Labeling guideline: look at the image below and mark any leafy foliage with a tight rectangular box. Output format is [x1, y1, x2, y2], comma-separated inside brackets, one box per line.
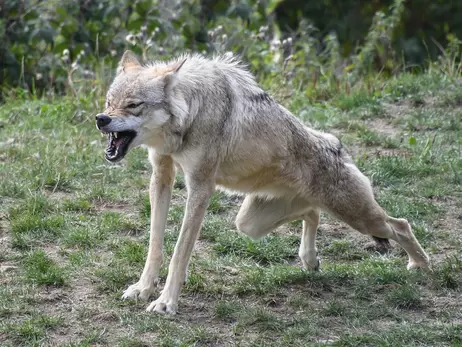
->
[1, 0, 462, 99]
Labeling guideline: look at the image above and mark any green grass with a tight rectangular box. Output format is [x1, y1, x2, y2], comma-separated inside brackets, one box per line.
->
[22, 249, 67, 286]
[1, 70, 461, 346]
[0, 314, 63, 346]
[386, 283, 423, 309]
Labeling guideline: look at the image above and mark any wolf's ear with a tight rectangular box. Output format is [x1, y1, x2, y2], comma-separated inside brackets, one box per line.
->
[164, 58, 187, 93]
[117, 50, 141, 74]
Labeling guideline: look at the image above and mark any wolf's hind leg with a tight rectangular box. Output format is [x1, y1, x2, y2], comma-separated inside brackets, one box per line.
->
[235, 194, 310, 240]
[358, 214, 429, 269]
[236, 194, 321, 270]
[325, 174, 430, 270]
[386, 216, 430, 269]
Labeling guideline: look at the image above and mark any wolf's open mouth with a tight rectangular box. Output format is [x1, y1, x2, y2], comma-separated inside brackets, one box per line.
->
[105, 131, 137, 162]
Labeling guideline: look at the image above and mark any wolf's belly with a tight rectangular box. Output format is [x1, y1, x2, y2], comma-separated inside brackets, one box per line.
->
[215, 165, 295, 198]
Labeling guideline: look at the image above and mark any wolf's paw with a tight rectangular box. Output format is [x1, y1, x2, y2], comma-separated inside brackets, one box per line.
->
[407, 258, 430, 271]
[121, 281, 158, 301]
[146, 294, 178, 315]
[300, 255, 320, 271]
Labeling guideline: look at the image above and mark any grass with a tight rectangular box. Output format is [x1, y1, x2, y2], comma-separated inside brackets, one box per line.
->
[22, 249, 67, 286]
[386, 283, 423, 309]
[1, 70, 461, 346]
[1, 314, 64, 346]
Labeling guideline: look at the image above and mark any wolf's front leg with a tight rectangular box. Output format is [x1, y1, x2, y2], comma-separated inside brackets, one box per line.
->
[122, 155, 175, 301]
[146, 177, 214, 314]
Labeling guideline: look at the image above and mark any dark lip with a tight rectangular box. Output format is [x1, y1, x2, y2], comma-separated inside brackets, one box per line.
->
[104, 130, 137, 162]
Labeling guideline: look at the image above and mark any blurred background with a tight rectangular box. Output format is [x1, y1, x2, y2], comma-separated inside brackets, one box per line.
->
[1, 0, 462, 99]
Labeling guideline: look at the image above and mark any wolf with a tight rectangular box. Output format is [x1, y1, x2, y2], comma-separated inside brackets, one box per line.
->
[95, 50, 430, 314]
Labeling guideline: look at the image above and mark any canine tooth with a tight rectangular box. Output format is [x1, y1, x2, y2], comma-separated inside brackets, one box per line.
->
[114, 132, 118, 138]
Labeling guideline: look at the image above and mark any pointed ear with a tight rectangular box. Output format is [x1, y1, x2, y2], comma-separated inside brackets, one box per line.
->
[117, 50, 141, 74]
[164, 58, 187, 93]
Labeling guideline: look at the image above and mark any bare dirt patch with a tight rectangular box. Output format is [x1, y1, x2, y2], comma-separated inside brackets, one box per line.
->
[383, 101, 416, 119]
[367, 118, 400, 137]
[94, 201, 135, 214]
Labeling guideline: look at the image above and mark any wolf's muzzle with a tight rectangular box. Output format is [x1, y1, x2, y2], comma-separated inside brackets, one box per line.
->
[96, 114, 112, 129]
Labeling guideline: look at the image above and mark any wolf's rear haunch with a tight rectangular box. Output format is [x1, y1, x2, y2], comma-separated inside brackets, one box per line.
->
[96, 50, 430, 314]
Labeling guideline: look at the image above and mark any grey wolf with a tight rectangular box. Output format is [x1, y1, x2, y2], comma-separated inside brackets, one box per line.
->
[95, 50, 430, 314]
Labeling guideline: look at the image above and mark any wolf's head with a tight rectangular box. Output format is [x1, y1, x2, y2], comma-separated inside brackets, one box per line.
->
[96, 50, 186, 162]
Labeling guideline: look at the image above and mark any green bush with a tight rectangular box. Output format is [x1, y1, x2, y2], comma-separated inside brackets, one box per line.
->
[0, 0, 205, 96]
[1, 0, 462, 98]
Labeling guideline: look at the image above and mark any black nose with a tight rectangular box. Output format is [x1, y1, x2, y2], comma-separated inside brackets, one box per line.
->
[95, 114, 112, 128]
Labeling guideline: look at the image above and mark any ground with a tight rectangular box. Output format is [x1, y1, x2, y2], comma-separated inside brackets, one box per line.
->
[0, 72, 461, 346]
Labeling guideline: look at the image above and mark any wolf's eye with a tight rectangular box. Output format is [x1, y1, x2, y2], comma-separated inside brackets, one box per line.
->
[126, 102, 144, 109]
